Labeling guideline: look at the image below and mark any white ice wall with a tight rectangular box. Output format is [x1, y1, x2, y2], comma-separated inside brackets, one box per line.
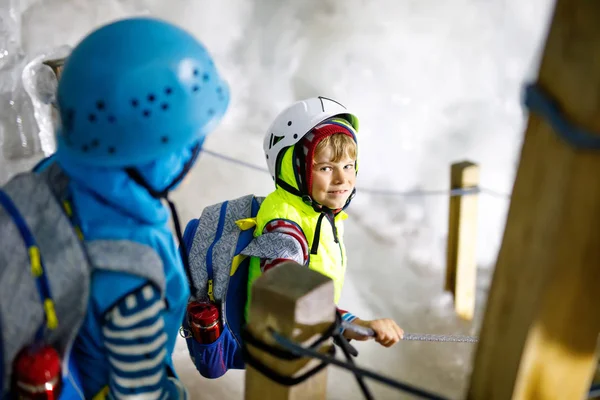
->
[0, 1, 555, 398]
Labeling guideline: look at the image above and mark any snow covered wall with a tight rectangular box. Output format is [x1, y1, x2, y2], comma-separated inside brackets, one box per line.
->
[0, 0, 555, 398]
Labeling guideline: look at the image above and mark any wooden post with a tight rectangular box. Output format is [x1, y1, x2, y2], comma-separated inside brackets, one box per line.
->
[467, 1, 600, 399]
[244, 261, 336, 400]
[445, 161, 480, 321]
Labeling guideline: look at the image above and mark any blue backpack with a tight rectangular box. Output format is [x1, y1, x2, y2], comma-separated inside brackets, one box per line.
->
[180, 194, 263, 378]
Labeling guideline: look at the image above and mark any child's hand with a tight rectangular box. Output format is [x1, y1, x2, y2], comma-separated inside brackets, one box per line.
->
[344, 318, 404, 347]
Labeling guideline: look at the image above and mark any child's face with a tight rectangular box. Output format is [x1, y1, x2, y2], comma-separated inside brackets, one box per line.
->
[311, 145, 356, 209]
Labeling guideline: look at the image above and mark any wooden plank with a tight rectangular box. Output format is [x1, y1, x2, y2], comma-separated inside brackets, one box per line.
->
[244, 261, 335, 400]
[445, 161, 480, 321]
[467, 1, 600, 399]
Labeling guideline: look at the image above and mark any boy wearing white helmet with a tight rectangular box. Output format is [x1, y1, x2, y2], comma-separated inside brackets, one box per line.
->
[247, 97, 403, 347]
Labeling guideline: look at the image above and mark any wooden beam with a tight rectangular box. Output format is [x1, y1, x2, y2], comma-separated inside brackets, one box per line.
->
[445, 161, 479, 321]
[467, 1, 600, 399]
[244, 261, 335, 400]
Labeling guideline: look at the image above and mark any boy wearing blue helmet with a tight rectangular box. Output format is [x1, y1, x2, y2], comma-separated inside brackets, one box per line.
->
[0, 17, 228, 399]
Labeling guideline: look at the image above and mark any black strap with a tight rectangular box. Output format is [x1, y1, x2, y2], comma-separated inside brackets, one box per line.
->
[333, 332, 374, 400]
[310, 213, 326, 255]
[165, 197, 198, 299]
[333, 334, 358, 357]
[242, 312, 374, 399]
[241, 313, 341, 386]
[325, 210, 339, 243]
[242, 336, 334, 386]
[275, 178, 308, 202]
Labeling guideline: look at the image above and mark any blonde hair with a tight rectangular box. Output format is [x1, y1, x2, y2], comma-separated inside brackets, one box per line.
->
[314, 133, 357, 163]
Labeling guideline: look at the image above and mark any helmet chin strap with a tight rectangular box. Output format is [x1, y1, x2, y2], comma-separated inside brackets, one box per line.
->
[275, 177, 324, 213]
[125, 143, 201, 299]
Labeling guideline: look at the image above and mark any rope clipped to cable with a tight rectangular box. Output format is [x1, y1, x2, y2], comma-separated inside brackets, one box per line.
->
[341, 321, 479, 343]
[241, 313, 339, 387]
[242, 312, 374, 399]
[242, 311, 448, 400]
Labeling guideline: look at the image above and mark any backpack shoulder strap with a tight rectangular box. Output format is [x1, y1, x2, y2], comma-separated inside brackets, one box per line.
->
[0, 172, 90, 392]
[85, 240, 166, 294]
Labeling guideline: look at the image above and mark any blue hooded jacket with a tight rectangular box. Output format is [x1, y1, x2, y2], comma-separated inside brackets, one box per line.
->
[35, 145, 193, 398]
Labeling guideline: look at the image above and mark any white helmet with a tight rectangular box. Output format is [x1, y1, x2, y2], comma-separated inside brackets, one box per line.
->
[263, 96, 359, 180]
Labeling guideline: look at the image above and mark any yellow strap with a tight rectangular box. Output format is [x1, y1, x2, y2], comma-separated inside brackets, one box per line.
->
[43, 299, 58, 330]
[62, 200, 73, 217]
[29, 246, 43, 277]
[230, 254, 248, 276]
[235, 218, 257, 231]
[63, 200, 84, 239]
[92, 385, 109, 400]
[208, 279, 214, 302]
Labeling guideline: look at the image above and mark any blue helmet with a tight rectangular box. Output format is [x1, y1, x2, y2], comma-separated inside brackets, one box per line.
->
[55, 17, 230, 167]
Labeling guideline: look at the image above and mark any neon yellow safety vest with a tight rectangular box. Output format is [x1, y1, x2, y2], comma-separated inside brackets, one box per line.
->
[246, 146, 348, 318]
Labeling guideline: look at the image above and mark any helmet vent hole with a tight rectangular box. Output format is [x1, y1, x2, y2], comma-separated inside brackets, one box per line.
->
[88, 114, 96, 123]
[208, 109, 215, 116]
[108, 147, 116, 154]
[293, 134, 298, 139]
[287, 121, 292, 126]
[161, 103, 169, 111]
[266, 154, 269, 159]
[202, 73, 210, 82]
[216, 86, 222, 94]
[131, 99, 139, 108]
[143, 110, 151, 117]
[147, 94, 156, 102]
[165, 87, 172, 95]
[192, 85, 200, 92]
[193, 69, 199, 76]
[96, 101, 105, 111]
[81, 145, 89, 152]
[107, 115, 116, 123]
[91, 139, 99, 148]
[272, 135, 285, 146]
[161, 136, 169, 144]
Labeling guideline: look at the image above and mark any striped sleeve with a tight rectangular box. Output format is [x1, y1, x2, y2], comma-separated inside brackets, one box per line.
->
[338, 308, 358, 324]
[102, 284, 184, 399]
[260, 219, 309, 272]
[259, 220, 360, 322]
